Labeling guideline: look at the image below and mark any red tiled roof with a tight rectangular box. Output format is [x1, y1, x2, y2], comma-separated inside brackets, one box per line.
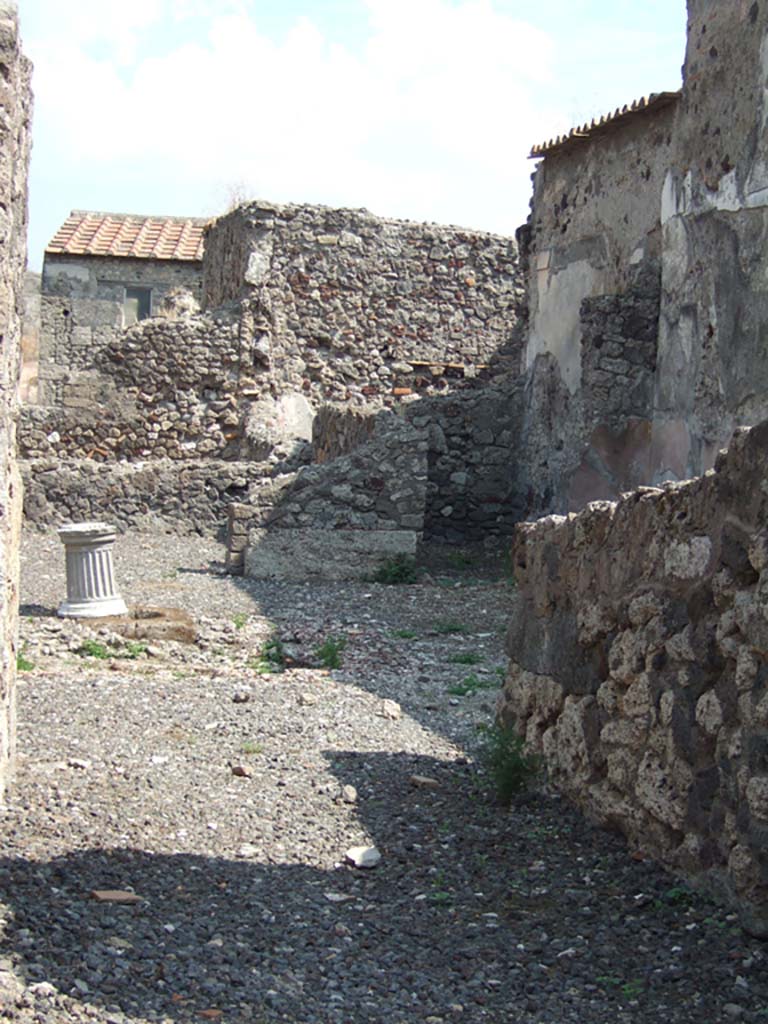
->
[45, 211, 207, 261]
[529, 91, 680, 159]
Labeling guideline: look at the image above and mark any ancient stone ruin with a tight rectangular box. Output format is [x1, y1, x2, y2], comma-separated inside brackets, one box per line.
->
[0, 0, 30, 799]
[21, 201, 524, 551]
[6, 0, 768, 936]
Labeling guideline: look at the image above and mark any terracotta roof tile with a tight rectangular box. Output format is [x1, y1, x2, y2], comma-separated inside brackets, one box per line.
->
[529, 91, 681, 159]
[45, 211, 207, 261]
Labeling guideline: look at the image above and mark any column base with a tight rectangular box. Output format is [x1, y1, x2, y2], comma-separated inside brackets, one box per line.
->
[58, 596, 128, 619]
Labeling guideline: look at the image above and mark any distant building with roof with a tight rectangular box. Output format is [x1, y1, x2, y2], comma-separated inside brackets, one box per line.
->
[523, 91, 681, 395]
[38, 211, 207, 404]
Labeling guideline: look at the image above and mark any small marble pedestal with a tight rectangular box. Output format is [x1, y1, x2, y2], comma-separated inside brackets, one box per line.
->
[57, 522, 128, 618]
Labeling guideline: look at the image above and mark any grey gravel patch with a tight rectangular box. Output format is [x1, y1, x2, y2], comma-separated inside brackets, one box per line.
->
[2, 529, 766, 1023]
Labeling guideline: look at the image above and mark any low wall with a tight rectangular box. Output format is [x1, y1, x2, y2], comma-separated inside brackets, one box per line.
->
[499, 421, 768, 935]
[22, 459, 275, 536]
[242, 412, 427, 580]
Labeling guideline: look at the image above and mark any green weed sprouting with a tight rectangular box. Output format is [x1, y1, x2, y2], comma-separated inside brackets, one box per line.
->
[315, 635, 347, 669]
[370, 554, 419, 585]
[250, 635, 286, 674]
[16, 646, 34, 672]
[477, 723, 540, 804]
[76, 638, 111, 660]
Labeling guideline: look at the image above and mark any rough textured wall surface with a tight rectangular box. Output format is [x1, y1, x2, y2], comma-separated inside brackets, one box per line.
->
[20, 270, 39, 402]
[202, 201, 525, 406]
[23, 200, 523, 537]
[515, 262, 663, 518]
[525, 102, 676, 393]
[500, 422, 768, 936]
[39, 255, 202, 399]
[21, 459, 273, 536]
[0, 2, 30, 800]
[243, 413, 427, 581]
[653, 0, 768, 482]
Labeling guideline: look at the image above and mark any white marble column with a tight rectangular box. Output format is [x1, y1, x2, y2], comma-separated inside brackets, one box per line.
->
[57, 522, 128, 618]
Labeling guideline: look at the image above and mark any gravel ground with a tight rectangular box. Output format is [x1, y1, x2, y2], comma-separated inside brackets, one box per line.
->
[0, 529, 766, 1024]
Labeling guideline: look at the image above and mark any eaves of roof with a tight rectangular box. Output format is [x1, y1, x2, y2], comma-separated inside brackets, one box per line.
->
[529, 90, 681, 159]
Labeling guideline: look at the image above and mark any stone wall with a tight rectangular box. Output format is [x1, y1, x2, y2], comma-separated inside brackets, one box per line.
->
[23, 200, 523, 539]
[22, 459, 274, 536]
[525, 97, 676, 394]
[0, 1, 31, 799]
[499, 421, 768, 935]
[512, 262, 662, 518]
[522, 1, 768, 511]
[39, 254, 203, 402]
[652, 0, 768, 482]
[408, 381, 527, 543]
[20, 270, 39, 402]
[202, 201, 524, 407]
[243, 412, 427, 581]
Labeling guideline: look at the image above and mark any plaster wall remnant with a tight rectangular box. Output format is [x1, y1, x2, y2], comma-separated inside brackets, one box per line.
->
[0, 1, 31, 800]
[500, 421, 768, 936]
[525, 95, 677, 393]
[652, 0, 768, 482]
[523, 0, 768, 511]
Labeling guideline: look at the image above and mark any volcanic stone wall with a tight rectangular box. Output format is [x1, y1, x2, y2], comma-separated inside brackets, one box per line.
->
[39, 254, 203, 391]
[23, 201, 523, 537]
[22, 459, 272, 537]
[243, 412, 427, 581]
[500, 421, 768, 935]
[0, 1, 31, 800]
[202, 201, 525, 407]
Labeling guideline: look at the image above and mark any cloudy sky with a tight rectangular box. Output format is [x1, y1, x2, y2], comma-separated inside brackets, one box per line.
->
[21, 0, 686, 270]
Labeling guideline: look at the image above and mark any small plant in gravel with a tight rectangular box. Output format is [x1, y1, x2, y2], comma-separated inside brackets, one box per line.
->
[233, 612, 248, 630]
[428, 870, 454, 906]
[448, 651, 483, 666]
[477, 723, 540, 804]
[391, 628, 417, 640]
[655, 884, 696, 910]
[241, 740, 262, 755]
[448, 673, 498, 697]
[76, 638, 111, 660]
[16, 645, 33, 672]
[122, 640, 147, 659]
[434, 621, 468, 635]
[250, 635, 286, 674]
[315, 635, 346, 669]
[621, 979, 644, 1000]
[370, 554, 419, 585]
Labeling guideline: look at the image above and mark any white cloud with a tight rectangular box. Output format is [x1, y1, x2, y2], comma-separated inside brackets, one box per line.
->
[25, 0, 564, 263]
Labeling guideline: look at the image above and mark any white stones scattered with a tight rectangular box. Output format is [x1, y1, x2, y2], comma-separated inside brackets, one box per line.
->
[344, 845, 381, 869]
[378, 699, 402, 720]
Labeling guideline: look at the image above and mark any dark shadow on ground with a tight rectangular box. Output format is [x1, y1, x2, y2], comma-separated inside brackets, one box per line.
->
[1, 751, 764, 1024]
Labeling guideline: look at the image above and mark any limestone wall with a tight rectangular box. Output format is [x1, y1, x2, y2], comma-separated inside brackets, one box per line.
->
[500, 421, 768, 935]
[0, 2, 31, 799]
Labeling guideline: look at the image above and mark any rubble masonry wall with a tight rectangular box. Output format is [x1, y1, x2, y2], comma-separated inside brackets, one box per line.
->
[500, 421, 768, 935]
[0, 2, 31, 799]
